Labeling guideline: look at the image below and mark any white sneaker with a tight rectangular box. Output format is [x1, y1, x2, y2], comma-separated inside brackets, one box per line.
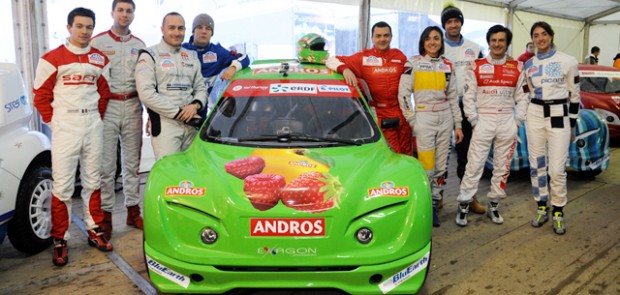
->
[487, 202, 504, 224]
[455, 203, 469, 227]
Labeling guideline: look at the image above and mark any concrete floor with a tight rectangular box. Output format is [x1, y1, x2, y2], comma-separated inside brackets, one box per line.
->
[1, 146, 619, 295]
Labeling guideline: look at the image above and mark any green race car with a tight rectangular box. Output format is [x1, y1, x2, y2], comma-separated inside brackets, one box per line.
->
[143, 60, 432, 294]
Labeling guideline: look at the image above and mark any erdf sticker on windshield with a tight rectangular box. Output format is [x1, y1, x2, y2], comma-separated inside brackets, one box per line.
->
[145, 254, 189, 288]
[269, 83, 317, 94]
[379, 251, 430, 294]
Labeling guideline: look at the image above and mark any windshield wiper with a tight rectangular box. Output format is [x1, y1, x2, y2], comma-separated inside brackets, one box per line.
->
[238, 133, 361, 146]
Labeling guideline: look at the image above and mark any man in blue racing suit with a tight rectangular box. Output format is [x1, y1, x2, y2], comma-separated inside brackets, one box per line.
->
[182, 13, 249, 116]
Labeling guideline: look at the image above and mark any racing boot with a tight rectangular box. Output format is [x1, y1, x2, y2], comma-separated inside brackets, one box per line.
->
[52, 238, 68, 266]
[469, 197, 486, 214]
[88, 227, 113, 251]
[126, 205, 144, 230]
[487, 202, 504, 224]
[432, 199, 441, 227]
[455, 203, 469, 227]
[101, 211, 113, 241]
[531, 202, 549, 227]
[552, 207, 566, 235]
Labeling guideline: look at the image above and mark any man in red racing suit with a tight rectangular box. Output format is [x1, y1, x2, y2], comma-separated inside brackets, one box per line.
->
[326, 21, 411, 155]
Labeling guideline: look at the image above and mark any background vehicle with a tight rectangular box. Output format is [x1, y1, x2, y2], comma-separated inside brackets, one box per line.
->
[143, 60, 432, 294]
[486, 108, 610, 178]
[0, 63, 53, 254]
[578, 64, 620, 139]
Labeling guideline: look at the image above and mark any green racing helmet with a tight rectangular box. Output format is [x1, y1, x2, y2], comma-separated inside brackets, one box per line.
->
[297, 33, 329, 64]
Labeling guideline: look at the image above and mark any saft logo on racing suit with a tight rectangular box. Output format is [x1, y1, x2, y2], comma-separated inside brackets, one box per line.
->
[367, 181, 409, 199]
[165, 180, 205, 197]
[269, 83, 317, 94]
[250, 218, 325, 236]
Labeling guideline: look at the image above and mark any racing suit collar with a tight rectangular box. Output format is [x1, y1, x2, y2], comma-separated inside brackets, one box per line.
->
[187, 35, 210, 50]
[159, 38, 182, 53]
[64, 38, 91, 54]
[444, 34, 464, 47]
[370, 47, 391, 55]
[107, 28, 133, 42]
[423, 54, 442, 62]
[536, 47, 556, 60]
[486, 55, 507, 65]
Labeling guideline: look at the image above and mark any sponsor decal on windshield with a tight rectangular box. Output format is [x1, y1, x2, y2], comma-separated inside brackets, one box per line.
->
[224, 80, 359, 98]
[165, 180, 205, 197]
[252, 67, 333, 75]
[579, 71, 620, 78]
[270, 83, 317, 94]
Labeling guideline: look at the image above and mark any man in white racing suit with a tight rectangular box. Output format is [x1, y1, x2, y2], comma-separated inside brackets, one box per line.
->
[455, 25, 528, 227]
[441, 4, 486, 214]
[33, 7, 113, 267]
[91, 0, 146, 240]
[519, 22, 580, 235]
[135, 12, 207, 160]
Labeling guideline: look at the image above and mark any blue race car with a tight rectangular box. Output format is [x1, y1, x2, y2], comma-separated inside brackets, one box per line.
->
[486, 109, 610, 177]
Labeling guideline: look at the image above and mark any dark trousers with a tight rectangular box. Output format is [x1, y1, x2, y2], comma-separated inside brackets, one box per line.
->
[456, 100, 473, 181]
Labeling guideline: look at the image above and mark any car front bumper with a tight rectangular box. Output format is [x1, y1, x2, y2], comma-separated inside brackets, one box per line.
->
[145, 240, 431, 294]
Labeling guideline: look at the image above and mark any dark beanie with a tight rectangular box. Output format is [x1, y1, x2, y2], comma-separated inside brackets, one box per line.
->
[441, 5, 464, 29]
[192, 13, 214, 35]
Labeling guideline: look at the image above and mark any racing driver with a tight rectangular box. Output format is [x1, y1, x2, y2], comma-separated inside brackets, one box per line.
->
[455, 25, 528, 227]
[91, 0, 146, 240]
[326, 21, 411, 155]
[135, 12, 207, 160]
[33, 7, 113, 266]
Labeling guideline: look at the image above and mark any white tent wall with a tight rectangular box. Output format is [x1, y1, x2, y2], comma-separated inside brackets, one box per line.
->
[512, 10, 585, 63]
[588, 24, 620, 67]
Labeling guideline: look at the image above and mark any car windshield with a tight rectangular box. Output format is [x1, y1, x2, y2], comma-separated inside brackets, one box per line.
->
[200, 95, 380, 147]
[580, 75, 620, 94]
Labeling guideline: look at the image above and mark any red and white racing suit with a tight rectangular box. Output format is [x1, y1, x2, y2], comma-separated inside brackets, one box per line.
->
[326, 47, 412, 155]
[91, 29, 146, 212]
[519, 48, 580, 207]
[33, 40, 111, 240]
[397, 54, 461, 200]
[135, 40, 207, 160]
[457, 57, 528, 204]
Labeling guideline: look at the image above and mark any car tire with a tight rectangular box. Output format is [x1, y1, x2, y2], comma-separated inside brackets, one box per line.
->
[8, 166, 53, 254]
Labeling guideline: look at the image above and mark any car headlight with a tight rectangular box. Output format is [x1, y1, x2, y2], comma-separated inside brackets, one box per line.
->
[355, 227, 373, 244]
[200, 227, 218, 244]
[594, 108, 620, 124]
[576, 139, 586, 148]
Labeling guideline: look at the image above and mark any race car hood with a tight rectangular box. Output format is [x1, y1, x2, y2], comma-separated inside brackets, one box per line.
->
[144, 141, 432, 267]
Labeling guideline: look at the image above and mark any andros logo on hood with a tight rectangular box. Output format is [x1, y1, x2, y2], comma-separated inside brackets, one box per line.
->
[165, 180, 205, 197]
[367, 181, 409, 199]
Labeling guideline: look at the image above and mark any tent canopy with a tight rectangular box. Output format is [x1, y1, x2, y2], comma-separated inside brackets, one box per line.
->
[463, 0, 620, 24]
